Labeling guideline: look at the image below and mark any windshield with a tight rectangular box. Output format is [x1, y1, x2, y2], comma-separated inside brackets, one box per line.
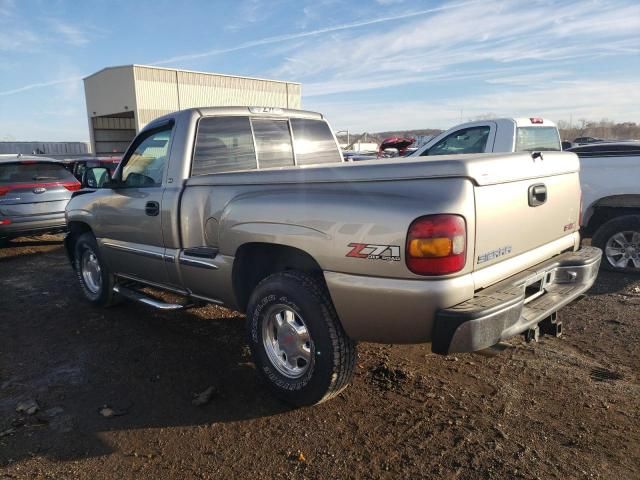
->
[0, 162, 76, 184]
[515, 127, 561, 152]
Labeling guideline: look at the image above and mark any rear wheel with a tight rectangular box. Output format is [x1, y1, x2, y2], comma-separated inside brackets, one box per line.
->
[246, 271, 356, 406]
[592, 215, 640, 273]
[74, 232, 118, 306]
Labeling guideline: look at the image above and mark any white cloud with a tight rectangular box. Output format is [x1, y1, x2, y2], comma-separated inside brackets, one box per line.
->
[0, 0, 15, 17]
[0, 76, 83, 96]
[274, 0, 640, 97]
[152, 0, 485, 65]
[307, 79, 640, 132]
[0, 29, 40, 51]
[52, 22, 91, 46]
[275, 2, 640, 84]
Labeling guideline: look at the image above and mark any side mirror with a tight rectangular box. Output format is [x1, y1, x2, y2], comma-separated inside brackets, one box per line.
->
[82, 167, 112, 189]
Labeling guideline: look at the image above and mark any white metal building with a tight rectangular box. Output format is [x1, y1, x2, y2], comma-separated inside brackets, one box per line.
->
[84, 64, 302, 155]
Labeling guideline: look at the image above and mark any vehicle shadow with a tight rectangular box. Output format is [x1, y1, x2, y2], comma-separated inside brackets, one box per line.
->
[0, 235, 64, 262]
[0, 258, 293, 464]
[1, 239, 62, 248]
[587, 270, 640, 295]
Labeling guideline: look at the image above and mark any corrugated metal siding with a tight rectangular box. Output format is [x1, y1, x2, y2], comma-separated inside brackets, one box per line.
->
[287, 83, 302, 109]
[86, 65, 302, 134]
[0, 142, 90, 155]
[94, 141, 131, 155]
[84, 66, 136, 117]
[92, 116, 136, 130]
[177, 71, 290, 110]
[133, 66, 180, 129]
[93, 129, 135, 142]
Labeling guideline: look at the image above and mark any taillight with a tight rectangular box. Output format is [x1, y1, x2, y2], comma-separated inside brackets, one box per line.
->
[63, 182, 81, 191]
[0, 218, 11, 225]
[406, 214, 466, 275]
[0, 181, 80, 194]
[530, 117, 544, 124]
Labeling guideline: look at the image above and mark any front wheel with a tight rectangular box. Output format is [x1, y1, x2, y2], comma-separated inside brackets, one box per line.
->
[592, 215, 640, 273]
[73, 232, 118, 306]
[246, 271, 356, 406]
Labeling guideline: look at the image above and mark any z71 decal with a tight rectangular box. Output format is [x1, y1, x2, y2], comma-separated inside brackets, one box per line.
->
[346, 243, 401, 261]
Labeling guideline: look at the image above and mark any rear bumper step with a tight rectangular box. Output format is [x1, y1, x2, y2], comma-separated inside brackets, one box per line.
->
[432, 246, 602, 355]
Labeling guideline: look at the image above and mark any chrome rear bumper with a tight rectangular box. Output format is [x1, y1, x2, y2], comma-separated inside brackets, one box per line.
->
[432, 246, 602, 355]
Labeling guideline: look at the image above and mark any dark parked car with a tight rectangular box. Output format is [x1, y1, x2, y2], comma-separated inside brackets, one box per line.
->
[573, 136, 604, 145]
[0, 155, 80, 242]
[567, 141, 640, 157]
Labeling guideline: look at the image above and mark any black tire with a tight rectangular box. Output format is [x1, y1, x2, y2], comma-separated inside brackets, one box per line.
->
[246, 271, 356, 406]
[592, 215, 640, 273]
[73, 232, 119, 306]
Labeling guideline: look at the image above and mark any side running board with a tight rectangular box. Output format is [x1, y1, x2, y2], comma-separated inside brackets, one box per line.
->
[113, 284, 186, 310]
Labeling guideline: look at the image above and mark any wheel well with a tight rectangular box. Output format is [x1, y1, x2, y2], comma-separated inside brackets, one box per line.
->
[232, 243, 324, 313]
[65, 221, 92, 264]
[584, 206, 640, 236]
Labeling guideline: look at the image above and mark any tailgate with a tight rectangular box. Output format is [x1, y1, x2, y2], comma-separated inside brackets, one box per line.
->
[472, 152, 581, 270]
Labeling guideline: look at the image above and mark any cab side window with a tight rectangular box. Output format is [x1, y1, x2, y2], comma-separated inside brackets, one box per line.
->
[422, 126, 490, 156]
[121, 126, 173, 187]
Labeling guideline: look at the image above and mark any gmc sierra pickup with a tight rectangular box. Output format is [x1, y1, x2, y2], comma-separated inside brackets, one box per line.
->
[412, 118, 640, 273]
[64, 107, 601, 405]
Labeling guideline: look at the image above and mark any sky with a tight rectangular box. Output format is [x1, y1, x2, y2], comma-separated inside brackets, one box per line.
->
[0, 0, 639, 141]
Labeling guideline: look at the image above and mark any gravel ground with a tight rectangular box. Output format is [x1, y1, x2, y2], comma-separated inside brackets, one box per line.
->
[1, 235, 639, 479]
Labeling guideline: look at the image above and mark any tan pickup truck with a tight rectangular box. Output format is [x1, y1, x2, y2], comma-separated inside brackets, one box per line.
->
[64, 107, 601, 405]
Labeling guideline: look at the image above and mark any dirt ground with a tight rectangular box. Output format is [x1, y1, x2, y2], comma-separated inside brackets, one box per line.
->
[1, 235, 639, 479]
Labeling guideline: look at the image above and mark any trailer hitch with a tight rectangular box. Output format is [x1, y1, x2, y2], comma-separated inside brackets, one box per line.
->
[539, 312, 563, 338]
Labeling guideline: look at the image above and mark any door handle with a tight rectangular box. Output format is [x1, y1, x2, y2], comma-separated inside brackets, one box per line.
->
[528, 184, 547, 207]
[145, 201, 160, 216]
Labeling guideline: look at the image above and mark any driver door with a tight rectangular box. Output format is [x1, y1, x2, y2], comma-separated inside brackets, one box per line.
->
[98, 123, 173, 285]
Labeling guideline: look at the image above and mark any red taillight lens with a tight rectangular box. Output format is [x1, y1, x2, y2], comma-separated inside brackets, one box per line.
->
[406, 214, 466, 275]
[63, 182, 81, 191]
[0, 218, 11, 225]
[0, 181, 81, 194]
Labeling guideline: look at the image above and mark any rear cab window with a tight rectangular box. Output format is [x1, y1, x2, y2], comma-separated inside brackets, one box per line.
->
[191, 116, 341, 176]
[515, 127, 561, 152]
[252, 119, 295, 169]
[290, 118, 342, 165]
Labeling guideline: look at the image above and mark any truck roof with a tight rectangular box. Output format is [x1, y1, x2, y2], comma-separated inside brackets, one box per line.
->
[147, 106, 325, 131]
[442, 118, 556, 131]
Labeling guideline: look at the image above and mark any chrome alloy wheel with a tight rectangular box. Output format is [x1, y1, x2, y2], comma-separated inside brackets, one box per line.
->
[81, 249, 102, 294]
[262, 306, 313, 379]
[605, 231, 640, 270]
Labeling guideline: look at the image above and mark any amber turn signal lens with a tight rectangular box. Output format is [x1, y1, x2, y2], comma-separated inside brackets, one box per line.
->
[408, 237, 452, 257]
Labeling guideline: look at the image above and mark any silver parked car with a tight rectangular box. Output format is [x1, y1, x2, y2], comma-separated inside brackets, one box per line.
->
[0, 155, 81, 242]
